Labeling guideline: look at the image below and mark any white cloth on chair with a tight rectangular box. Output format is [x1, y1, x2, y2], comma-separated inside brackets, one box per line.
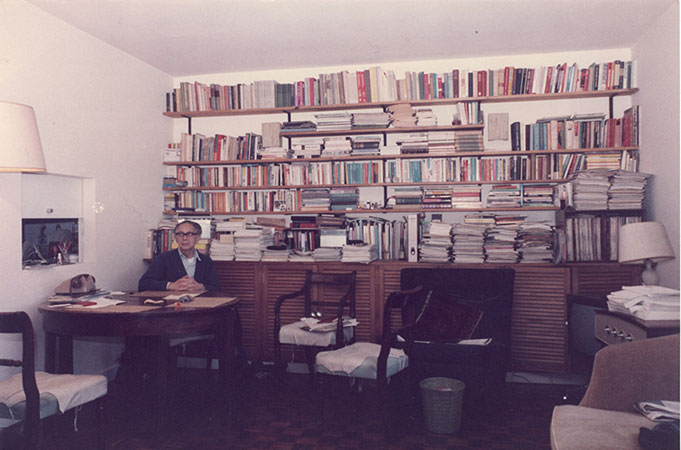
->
[315, 342, 408, 379]
[279, 320, 355, 347]
[0, 372, 107, 414]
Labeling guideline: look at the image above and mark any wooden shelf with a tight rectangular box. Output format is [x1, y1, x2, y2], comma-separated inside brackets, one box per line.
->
[163, 88, 638, 119]
[163, 146, 639, 166]
[280, 124, 482, 137]
[163, 206, 559, 216]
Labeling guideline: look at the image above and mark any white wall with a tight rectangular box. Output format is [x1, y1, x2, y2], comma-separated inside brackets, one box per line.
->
[0, 1, 170, 376]
[632, 2, 680, 289]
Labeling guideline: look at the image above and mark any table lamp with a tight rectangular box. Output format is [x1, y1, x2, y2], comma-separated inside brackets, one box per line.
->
[619, 221, 675, 285]
[0, 101, 46, 172]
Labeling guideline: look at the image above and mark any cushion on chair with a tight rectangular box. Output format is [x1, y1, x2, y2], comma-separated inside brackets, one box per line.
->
[279, 320, 355, 347]
[0, 372, 107, 416]
[315, 342, 408, 379]
[550, 404, 654, 450]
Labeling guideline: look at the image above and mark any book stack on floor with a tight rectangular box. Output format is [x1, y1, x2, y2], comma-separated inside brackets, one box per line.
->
[607, 286, 680, 321]
[386, 104, 416, 127]
[608, 170, 650, 210]
[568, 170, 611, 210]
[516, 220, 555, 263]
[418, 221, 453, 263]
[451, 222, 487, 263]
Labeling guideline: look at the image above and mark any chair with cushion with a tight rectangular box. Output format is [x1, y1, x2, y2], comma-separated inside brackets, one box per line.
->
[550, 334, 680, 450]
[274, 270, 357, 377]
[0, 311, 107, 450]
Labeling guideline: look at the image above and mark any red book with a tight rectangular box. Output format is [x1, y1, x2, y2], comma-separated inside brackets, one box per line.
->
[476, 71, 484, 97]
[453, 70, 460, 98]
[357, 71, 366, 103]
[503, 67, 511, 96]
[544, 66, 553, 94]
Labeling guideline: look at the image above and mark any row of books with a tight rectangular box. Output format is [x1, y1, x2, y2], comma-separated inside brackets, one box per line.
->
[510, 106, 640, 151]
[165, 60, 635, 112]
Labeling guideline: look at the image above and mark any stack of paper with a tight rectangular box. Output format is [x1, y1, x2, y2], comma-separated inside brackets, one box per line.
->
[341, 243, 378, 264]
[418, 221, 452, 263]
[607, 285, 680, 320]
[608, 171, 651, 210]
[451, 223, 487, 263]
[484, 225, 519, 263]
[569, 170, 611, 210]
[516, 221, 555, 263]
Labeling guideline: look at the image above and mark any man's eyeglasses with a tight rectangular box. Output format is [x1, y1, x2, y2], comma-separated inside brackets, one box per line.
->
[175, 231, 199, 238]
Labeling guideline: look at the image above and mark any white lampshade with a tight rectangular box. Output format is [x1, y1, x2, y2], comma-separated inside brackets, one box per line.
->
[0, 101, 46, 172]
[619, 221, 675, 264]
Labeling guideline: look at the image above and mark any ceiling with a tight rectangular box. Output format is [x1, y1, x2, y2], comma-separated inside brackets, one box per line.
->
[27, 0, 675, 77]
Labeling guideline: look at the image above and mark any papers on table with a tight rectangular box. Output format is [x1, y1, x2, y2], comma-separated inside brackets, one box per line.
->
[607, 285, 680, 320]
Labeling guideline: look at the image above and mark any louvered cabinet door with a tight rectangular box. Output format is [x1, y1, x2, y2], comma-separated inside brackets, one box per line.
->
[262, 263, 313, 362]
[215, 261, 260, 361]
[570, 264, 640, 297]
[510, 266, 570, 373]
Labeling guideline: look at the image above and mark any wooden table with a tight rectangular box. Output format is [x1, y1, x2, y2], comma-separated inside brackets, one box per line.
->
[39, 292, 240, 429]
[594, 310, 679, 346]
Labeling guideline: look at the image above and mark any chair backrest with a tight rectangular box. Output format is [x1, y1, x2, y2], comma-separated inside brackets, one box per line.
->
[0, 312, 40, 444]
[303, 271, 357, 320]
[400, 268, 515, 344]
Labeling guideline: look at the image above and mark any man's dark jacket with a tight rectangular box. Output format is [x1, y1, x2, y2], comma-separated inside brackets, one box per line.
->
[138, 249, 221, 292]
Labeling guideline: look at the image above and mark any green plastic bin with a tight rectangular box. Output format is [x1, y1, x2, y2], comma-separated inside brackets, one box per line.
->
[419, 377, 465, 434]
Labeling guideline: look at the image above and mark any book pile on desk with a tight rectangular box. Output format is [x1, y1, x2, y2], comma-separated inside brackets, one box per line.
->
[606, 285, 680, 320]
[341, 242, 377, 264]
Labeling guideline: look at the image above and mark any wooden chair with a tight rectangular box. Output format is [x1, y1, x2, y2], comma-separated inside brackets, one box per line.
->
[273, 271, 357, 377]
[0, 312, 107, 450]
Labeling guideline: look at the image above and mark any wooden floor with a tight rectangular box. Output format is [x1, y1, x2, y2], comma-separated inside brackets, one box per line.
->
[7, 364, 577, 450]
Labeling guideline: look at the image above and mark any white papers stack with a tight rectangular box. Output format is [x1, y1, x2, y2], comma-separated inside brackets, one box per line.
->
[608, 171, 651, 210]
[517, 221, 555, 263]
[607, 285, 680, 320]
[209, 241, 235, 261]
[261, 246, 290, 261]
[312, 247, 342, 261]
[569, 170, 611, 210]
[234, 227, 267, 261]
[451, 223, 487, 263]
[341, 243, 378, 264]
[418, 221, 452, 263]
[484, 225, 519, 263]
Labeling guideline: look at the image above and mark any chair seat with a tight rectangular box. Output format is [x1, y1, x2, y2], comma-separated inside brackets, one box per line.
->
[279, 320, 355, 347]
[550, 404, 654, 450]
[0, 372, 107, 419]
[315, 342, 408, 379]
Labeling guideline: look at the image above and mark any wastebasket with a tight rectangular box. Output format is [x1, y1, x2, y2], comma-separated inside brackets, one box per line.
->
[419, 377, 465, 434]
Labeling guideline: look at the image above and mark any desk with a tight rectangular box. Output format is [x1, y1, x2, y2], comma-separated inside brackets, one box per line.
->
[39, 293, 239, 427]
[594, 310, 679, 346]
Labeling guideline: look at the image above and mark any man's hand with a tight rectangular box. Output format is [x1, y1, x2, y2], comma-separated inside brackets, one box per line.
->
[168, 276, 205, 291]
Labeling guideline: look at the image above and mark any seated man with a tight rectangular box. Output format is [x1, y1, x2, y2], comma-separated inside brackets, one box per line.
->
[138, 220, 220, 292]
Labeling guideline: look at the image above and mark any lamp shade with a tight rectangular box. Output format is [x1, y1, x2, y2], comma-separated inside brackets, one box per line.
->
[618, 221, 675, 264]
[0, 101, 46, 172]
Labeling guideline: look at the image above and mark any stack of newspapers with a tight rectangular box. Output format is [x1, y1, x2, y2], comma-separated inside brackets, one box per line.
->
[606, 285, 680, 320]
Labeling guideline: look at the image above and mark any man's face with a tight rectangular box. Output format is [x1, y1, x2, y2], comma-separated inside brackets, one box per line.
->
[174, 223, 200, 254]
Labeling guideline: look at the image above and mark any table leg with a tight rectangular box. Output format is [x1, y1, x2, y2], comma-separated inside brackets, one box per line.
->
[44, 332, 73, 374]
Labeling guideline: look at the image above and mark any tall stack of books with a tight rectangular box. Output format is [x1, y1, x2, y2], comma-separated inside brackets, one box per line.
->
[522, 184, 555, 207]
[234, 227, 268, 261]
[422, 187, 452, 209]
[486, 184, 522, 208]
[607, 170, 650, 210]
[484, 224, 519, 263]
[569, 170, 611, 210]
[451, 222, 487, 263]
[329, 188, 359, 211]
[418, 221, 453, 263]
[341, 242, 378, 264]
[516, 220, 555, 263]
[210, 220, 246, 261]
[390, 186, 423, 209]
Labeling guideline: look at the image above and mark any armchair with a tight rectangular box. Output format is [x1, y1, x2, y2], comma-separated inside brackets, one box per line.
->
[550, 334, 680, 450]
[0, 312, 107, 450]
[273, 271, 357, 377]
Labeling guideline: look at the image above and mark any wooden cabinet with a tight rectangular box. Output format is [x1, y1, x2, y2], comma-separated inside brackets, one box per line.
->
[214, 260, 640, 374]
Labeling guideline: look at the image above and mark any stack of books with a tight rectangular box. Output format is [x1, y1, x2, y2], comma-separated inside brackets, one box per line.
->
[569, 170, 611, 210]
[261, 245, 290, 261]
[390, 186, 423, 209]
[451, 185, 482, 208]
[322, 137, 352, 157]
[234, 227, 267, 261]
[351, 112, 390, 129]
[314, 112, 352, 131]
[291, 137, 323, 158]
[453, 129, 484, 152]
[351, 135, 382, 156]
[397, 133, 429, 154]
[329, 188, 359, 211]
[451, 223, 487, 263]
[586, 153, 622, 170]
[341, 242, 378, 264]
[301, 188, 330, 210]
[415, 108, 437, 126]
[258, 146, 293, 159]
[427, 131, 457, 155]
[484, 224, 519, 263]
[312, 247, 342, 261]
[486, 184, 522, 208]
[608, 170, 650, 210]
[281, 121, 316, 132]
[387, 104, 416, 127]
[418, 221, 453, 263]
[211, 219, 243, 261]
[422, 187, 452, 209]
[522, 184, 555, 207]
[516, 220, 555, 263]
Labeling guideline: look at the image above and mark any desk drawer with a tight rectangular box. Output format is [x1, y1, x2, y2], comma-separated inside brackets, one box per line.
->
[595, 313, 647, 345]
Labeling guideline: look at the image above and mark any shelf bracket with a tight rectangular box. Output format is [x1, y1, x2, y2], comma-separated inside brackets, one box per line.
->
[181, 115, 192, 134]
